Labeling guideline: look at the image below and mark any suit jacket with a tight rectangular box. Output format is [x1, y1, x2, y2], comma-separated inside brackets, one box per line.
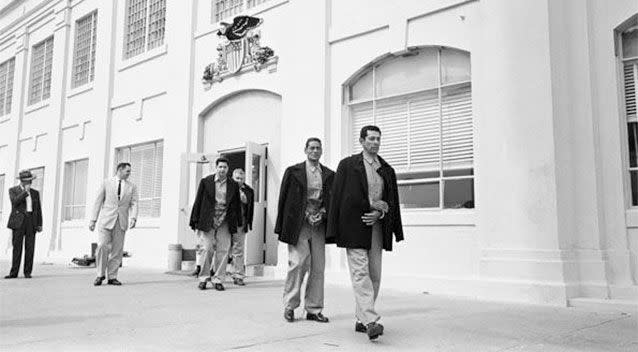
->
[91, 177, 139, 231]
[275, 162, 335, 246]
[189, 174, 242, 234]
[6, 186, 43, 231]
[327, 153, 404, 251]
[240, 184, 255, 232]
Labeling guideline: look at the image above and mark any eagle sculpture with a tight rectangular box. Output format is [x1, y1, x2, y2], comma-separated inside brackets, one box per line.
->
[217, 16, 263, 41]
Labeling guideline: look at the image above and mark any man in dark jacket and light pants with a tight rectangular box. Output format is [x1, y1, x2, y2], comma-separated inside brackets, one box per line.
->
[5, 170, 43, 279]
[327, 125, 404, 340]
[275, 138, 334, 323]
[189, 158, 242, 291]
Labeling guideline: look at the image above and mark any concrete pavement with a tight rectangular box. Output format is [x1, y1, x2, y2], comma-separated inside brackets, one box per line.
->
[0, 261, 636, 351]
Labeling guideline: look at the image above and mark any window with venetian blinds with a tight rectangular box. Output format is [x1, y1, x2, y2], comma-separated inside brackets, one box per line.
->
[62, 159, 89, 221]
[347, 47, 474, 209]
[115, 141, 163, 217]
[621, 20, 638, 206]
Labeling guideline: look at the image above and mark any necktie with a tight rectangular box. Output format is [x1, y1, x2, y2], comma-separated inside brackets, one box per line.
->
[117, 180, 122, 201]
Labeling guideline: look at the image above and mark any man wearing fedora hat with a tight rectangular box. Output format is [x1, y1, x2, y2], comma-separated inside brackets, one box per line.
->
[5, 170, 43, 279]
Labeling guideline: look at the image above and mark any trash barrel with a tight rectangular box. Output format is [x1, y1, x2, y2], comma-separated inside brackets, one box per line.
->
[167, 243, 183, 271]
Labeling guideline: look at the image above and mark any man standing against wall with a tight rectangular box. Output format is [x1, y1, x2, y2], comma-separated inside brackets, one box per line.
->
[89, 163, 139, 286]
[327, 125, 404, 340]
[229, 168, 254, 286]
[275, 138, 334, 323]
[5, 170, 43, 279]
[189, 158, 242, 291]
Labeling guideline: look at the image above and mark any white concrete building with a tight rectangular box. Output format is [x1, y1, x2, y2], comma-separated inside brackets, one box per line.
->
[0, 0, 636, 307]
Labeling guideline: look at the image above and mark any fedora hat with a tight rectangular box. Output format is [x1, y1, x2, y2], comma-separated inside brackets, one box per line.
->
[16, 170, 36, 181]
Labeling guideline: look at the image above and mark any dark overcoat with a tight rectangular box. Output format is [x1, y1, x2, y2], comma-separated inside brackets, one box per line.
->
[189, 174, 242, 234]
[274, 162, 335, 246]
[327, 153, 404, 251]
[240, 184, 255, 232]
[7, 186, 43, 231]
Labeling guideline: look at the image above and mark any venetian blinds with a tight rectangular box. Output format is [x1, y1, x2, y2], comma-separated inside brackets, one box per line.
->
[622, 22, 638, 206]
[116, 141, 163, 217]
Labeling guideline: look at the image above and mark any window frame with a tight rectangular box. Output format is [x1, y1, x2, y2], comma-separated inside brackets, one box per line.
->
[122, 0, 166, 60]
[27, 36, 54, 106]
[0, 57, 15, 117]
[345, 47, 474, 211]
[0, 174, 5, 222]
[62, 158, 89, 222]
[211, 0, 271, 23]
[71, 10, 98, 89]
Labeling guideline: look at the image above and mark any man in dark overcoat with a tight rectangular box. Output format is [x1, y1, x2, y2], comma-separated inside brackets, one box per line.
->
[5, 170, 43, 279]
[327, 125, 404, 340]
[275, 138, 334, 323]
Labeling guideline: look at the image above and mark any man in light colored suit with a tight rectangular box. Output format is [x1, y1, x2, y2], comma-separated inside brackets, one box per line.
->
[89, 162, 138, 286]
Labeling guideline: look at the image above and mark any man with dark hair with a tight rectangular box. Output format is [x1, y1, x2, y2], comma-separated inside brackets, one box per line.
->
[5, 170, 43, 279]
[276, 137, 335, 323]
[190, 157, 242, 291]
[89, 162, 138, 286]
[327, 125, 404, 340]
[228, 168, 254, 286]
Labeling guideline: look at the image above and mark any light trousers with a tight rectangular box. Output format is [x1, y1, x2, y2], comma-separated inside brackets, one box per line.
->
[346, 223, 383, 325]
[230, 228, 246, 279]
[198, 223, 232, 284]
[96, 219, 126, 279]
[283, 223, 325, 314]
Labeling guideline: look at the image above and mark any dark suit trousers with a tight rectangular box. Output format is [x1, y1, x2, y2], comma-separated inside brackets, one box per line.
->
[10, 213, 36, 276]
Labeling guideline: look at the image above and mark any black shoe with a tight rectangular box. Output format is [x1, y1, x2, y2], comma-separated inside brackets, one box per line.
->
[107, 279, 122, 286]
[24, 274, 32, 279]
[94, 276, 105, 286]
[355, 321, 367, 333]
[214, 283, 225, 291]
[366, 322, 384, 340]
[233, 278, 245, 286]
[306, 313, 329, 323]
[198, 282, 207, 290]
[190, 266, 201, 277]
[284, 309, 294, 322]
[4, 274, 17, 279]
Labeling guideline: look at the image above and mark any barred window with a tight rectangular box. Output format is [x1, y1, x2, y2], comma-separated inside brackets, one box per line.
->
[115, 141, 163, 217]
[28, 37, 54, 105]
[621, 18, 638, 206]
[213, 0, 243, 23]
[62, 159, 88, 221]
[71, 11, 97, 88]
[0, 58, 15, 116]
[123, 0, 166, 59]
[246, 0, 268, 9]
[347, 47, 473, 209]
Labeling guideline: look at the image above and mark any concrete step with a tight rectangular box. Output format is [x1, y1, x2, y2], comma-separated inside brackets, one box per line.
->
[568, 297, 638, 313]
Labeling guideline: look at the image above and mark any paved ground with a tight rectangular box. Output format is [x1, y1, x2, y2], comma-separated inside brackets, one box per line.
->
[0, 262, 636, 352]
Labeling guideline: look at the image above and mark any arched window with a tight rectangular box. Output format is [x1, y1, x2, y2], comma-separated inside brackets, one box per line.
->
[346, 47, 473, 209]
[620, 16, 638, 206]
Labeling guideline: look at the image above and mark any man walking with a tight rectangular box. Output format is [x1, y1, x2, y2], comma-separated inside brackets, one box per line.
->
[327, 125, 404, 340]
[275, 138, 334, 323]
[89, 162, 138, 286]
[229, 168, 254, 286]
[189, 158, 242, 291]
[5, 170, 43, 279]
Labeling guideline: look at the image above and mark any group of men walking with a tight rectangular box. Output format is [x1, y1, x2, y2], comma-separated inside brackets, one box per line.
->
[4, 124, 403, 341]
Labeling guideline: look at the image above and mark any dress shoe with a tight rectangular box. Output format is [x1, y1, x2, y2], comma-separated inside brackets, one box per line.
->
[233, 278, 245, 286]
[355, 321, 367, 333]
[198, 282, 207, 290]
[4, 274, 17, 279]
[284, 309, 294, 322]
[24, 274, 32, 279]
[366, 322, 384, 340]
[306, 313, 329, 323]
[107, 279, 122, 286]
[190, 266, 201, 277]
[94, 276, 105, 286]
[214, 283, 225, 291]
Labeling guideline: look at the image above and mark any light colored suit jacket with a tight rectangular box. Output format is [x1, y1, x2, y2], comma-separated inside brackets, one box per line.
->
[91, 177, 139, 231]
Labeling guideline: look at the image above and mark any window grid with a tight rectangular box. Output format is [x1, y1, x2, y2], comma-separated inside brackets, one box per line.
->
[214, 0, 244, 23]
[147, 0, 166, 50]
[124, 0, 148, 59]
[63, 159, 88, 221]
[72, 11, 98, 88]
[348, 48, 474, 209]
[246, 0, 268, 8]
[115, 141, 163, 218]
[28, 37, 54, 105]
[0, 58, 15, 116]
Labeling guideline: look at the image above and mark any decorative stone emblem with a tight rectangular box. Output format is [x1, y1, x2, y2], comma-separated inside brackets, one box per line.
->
[202, 16, 276, 89]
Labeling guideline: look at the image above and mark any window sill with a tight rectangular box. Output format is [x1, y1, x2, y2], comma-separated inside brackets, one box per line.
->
[0, 115, 10, 124]
[401, 208, 475, 227]
[626, 208, 638, 228]
[118, 44, 168, 73]
[67, 83, 94, 99]
[25, 100, 50, 115]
